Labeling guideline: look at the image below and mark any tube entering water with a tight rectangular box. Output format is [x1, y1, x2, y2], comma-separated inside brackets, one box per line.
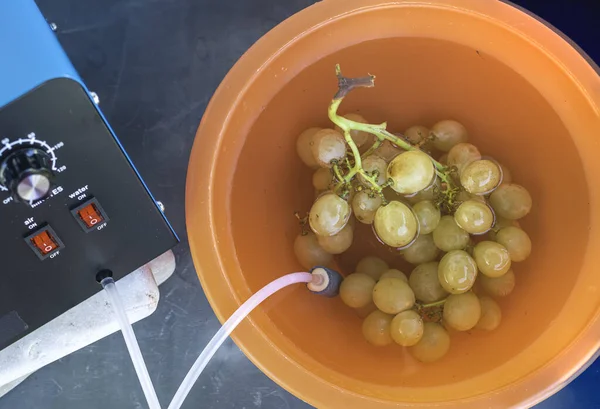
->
[102, 270, 331, 409]
[167, 272, 313, 409]
[101, 277, 162, 409]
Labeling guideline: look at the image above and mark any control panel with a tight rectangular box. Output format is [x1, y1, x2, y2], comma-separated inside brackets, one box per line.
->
[0, 78, 179, 349]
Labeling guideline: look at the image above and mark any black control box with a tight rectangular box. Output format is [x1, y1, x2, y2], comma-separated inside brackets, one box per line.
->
[0, 78, 179, 349]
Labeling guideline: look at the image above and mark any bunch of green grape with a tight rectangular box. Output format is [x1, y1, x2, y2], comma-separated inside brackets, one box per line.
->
[293, 117, 532, 363]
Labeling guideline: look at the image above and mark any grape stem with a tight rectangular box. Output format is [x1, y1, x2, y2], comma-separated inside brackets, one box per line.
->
[357, 169, 382, 191]
[327, 65, 460, 205]
[328, 65, 445, 170]
[294, 212, 309, 235]
[418, 299, 447, 309]
[332, 162, 344, 183]
[361, 139, 381, 158]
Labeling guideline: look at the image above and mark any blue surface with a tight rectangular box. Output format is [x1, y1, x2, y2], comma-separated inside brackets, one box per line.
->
[0, 0, 81, 108]
[540, 366, 600, 408]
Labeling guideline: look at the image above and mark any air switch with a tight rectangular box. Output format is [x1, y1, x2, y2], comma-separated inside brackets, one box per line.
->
[71, 198, 109, 232]
[25, 226, 64, 260]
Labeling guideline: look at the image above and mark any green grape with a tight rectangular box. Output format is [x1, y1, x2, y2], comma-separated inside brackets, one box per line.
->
[495, 226, 532, 262]
[473, 241, 511, 278]
[499, 163, 512, 184]
[404, 125, 429, 144]
[373, 201, 419, 248]
[465, 238, 475, 255]
[447, 143, 481, 175]
[460, 160, 502, 195]
[408, 262, 448, 303]
[372, 277, 416, 314]
[430, 119, 468, 152]
[406, 178, 440, 205]
[339, 273, 376, 308]
[438, 250, 478, 294]
[362, 310, 393, 346]
[402, 234, 439, 265]
[293, 232, 333, 270]
[355, 302, 378, 318]
[455, 190, 486, 204]
[475, 296, 502, 331]
[387, 151, 435, 195]
[454, 200, 494, 235]
[412, 200, 441, 235]
[432, 215, 470, 252]
[391, 310, 424, 346]
[359, 155, 387, 186]
[443, 292, 481, 331]
[317, 223, 353, 254]
[479, 269, 515, 297]
[409, 322, 450, 363]
[356, 256, 389, 281]
[312, 168, 333, 191]
[404, 125, 433, 152]
[296, 127, 321, 169]
[488, 216, 520, 241]
[380, 269, 408, 282]
[347, 179, 361, 204]
[494, 215, 520, 230]
[309, 192, 351, 237]
[489, 183, 533, 220]
[335, 113, 370, 147]
[374, 140, 402, 162]
[351, 191, 382, 225]
[310, 128, 347, 168]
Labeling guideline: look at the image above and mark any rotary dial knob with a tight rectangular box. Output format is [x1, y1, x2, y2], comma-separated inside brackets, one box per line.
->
[0, 148, 54, 203]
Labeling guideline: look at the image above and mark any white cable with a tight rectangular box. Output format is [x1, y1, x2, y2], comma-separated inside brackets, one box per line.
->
[101, 277, 162, 409]
[102, 271, 314, 409]
[167, 272, 313, 409]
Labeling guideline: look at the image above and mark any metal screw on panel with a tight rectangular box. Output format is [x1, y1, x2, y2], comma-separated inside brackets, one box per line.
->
[49, 22, 58, 32]
[156, 201, 165, 212]
[90, 92, 100, 105]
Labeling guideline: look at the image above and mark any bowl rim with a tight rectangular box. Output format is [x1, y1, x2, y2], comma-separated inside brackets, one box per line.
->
[186, 0, 600, 407]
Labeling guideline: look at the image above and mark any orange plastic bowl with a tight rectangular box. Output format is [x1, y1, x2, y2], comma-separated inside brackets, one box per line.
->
[186, 0, 600, 407]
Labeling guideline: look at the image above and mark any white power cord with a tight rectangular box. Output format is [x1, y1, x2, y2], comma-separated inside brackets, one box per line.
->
[101, 277, 162, 409]
[102, 272, 318, 409]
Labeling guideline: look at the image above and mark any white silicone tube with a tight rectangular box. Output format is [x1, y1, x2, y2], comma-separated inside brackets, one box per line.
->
[167, 272, 313, 409]
[101, 277, 162, 409]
